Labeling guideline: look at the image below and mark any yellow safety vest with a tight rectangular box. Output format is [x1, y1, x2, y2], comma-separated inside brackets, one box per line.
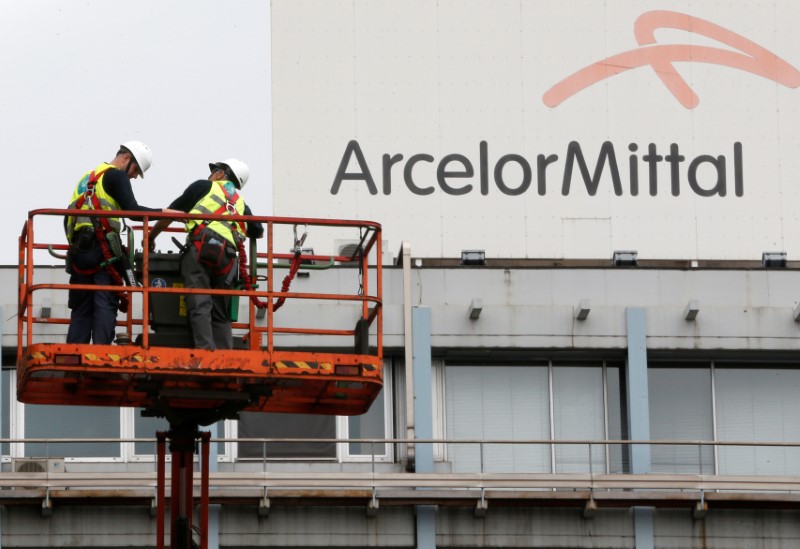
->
[65, 163, 121, 241]
[186, 180, 247, 246]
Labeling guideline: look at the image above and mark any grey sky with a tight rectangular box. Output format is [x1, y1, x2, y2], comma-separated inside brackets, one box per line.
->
[0, 0, 272, 264]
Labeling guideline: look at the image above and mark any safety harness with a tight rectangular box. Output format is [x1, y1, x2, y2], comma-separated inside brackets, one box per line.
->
[191, 183, 302, 312]
[67, 167, 131, 313]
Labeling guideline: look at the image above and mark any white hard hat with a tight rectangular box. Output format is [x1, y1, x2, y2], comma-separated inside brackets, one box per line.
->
[120, 141, 152, 178]
[209, 158, 250, 189]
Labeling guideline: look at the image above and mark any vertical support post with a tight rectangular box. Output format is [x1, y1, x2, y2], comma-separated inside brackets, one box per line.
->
[169, 427, 198, 549]
[412, 306, 436, 548]
[401, 242, 416, 469]
[634, 508, 654, 549]
[266, 221, 274, 354]
[248, 238, 257, 350]
[183, 446, 194, 545]
[156, 432, 166, 549]
[200, 432, 210, 549]
[208, 428, 220, 549]
[376, 231, 383, 358]
[412, 306, 433, 473]
[25, 217, 35, 348]
[361, 233, 370, 321]
[626, 308, 654, 549]
[170, 443, 180, 547]
[625, 307, 651, 471]
[416, 506, 437, 549]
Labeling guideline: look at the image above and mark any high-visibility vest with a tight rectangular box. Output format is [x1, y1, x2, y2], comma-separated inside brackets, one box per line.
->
[186, 180, 247, 246]
[65, 163, 121, 240]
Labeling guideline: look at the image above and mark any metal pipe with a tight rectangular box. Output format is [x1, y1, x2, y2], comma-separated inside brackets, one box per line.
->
[402, 242, 415, 470]
[200, 432, 210, 549]
[156, 432, 166, 549]
[170, 445, 179, 548]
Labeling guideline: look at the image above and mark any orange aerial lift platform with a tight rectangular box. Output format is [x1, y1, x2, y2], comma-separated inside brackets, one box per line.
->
[16, 208, 384, 548]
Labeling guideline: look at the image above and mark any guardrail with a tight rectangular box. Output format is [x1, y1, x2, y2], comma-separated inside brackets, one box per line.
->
[3, 437, 800, 514]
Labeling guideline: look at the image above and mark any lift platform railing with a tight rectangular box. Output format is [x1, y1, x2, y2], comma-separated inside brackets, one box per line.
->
[16, 209, 384, 416]
[19, 208, 382, 350]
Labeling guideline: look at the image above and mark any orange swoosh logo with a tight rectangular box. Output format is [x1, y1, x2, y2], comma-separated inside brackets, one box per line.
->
[543, 10, 800, 108]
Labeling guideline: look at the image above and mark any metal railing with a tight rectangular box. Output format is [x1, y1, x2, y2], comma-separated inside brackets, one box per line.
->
[4, 437, 800, 507]
[18, 208, 384, 352]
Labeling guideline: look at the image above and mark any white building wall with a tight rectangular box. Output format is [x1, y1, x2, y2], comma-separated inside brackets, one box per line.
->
[2, 263, 800, 547]
[5, 265, 800, 353]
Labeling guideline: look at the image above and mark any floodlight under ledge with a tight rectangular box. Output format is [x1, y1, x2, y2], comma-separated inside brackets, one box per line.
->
[576, 299, 590, 320]
[762, 251, 787, 268]
[461, 250, 486, 266]
[469, 298, 483, 320]
[684, 300, 700, 321]
[612, 250, 638, 267]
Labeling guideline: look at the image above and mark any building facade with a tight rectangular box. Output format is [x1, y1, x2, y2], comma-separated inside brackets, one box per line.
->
[2, 252, 800, 548]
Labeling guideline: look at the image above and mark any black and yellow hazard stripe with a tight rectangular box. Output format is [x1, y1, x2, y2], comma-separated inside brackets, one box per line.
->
[275, 361, 332, 373]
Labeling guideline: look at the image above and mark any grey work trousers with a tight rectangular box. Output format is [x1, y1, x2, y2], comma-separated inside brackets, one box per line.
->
[180, 244, 238, 350]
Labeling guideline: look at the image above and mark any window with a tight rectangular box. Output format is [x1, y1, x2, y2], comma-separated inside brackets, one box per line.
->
[552, 364, 607, 473]
[24, 404, 120, 458]
[237, 412, 336, 459]
[715, 366, 800, 475]
[445, 364, 551, 473]
[445, 360, 624, 474]
[347, 392, 384, 455]
[648, 365, 714, 474]
[133, 413, 170, 456]
[344, 359, 392, 460]
[605, 363, 628, 473]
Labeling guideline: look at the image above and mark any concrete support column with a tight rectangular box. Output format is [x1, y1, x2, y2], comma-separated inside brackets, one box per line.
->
[416, 506, 436, 549]
[626, 308, 651, 473]
[626, 308, 653, 549]
[412, 306, 433, 473]
[208, 430, 219, 549]
[412, 306, 436, 548]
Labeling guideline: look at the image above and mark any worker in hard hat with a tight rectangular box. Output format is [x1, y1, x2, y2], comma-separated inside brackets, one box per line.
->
[148, 159, 264, 350]
[65, 141, 175, 345]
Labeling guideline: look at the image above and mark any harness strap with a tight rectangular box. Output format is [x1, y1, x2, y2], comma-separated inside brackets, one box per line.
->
[93, 223, 130, 313]
[69, 168, 130, 312]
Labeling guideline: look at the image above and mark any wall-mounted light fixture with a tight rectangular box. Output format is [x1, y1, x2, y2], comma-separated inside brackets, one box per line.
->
[469, 298, 483, 320]
[793, 302, 800, 322]
[612, 250, 638, 267]
[461, 250, 486, 266]
[576, 299, 591, 320]
[762, 251, 787, 268]
[684, 300, 700, 321]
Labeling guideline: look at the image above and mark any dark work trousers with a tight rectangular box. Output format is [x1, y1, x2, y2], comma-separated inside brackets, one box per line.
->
[181, 244, 237, 350]
[66, 241, 119, 344]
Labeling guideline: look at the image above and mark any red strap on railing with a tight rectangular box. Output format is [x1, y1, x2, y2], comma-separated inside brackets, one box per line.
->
[236, 240, 268, 309]
[236, 241, 302, 312]
[274, 252, 302, 312]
